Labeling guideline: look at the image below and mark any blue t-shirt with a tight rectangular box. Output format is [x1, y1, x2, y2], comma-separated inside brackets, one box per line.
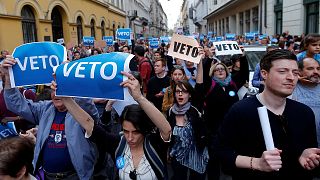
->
[42, 110, 74, 173]
[296, 51, 320, 63]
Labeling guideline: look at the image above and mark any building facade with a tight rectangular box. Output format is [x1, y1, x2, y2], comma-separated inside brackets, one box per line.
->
[178, 0, 196, 35]
[124, 0, 168, 38]
[204, 0, 319, 36]
[150, 0, 168, 37]
[125, 0, 151, 38]
[192, 0, 208, 34]
[0, 0, 126, 52]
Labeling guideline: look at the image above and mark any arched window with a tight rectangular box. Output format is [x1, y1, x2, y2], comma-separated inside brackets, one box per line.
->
[21, 6, 37, 43]
[90, 19, 95, 38]
[51, 7, 63, 42]
[101, 21, 105, 39]
[77, 16, 83, 44]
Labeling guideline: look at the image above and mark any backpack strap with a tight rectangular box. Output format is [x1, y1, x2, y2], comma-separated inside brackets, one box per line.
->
[144, 135, 167, 179]
[115, 135, 126, 159]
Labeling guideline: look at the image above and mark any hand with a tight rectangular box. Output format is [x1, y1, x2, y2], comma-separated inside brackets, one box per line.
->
[198, 46, 205, 60]
[105, 100, 115, 111]
[255, 149, 282, 172]
[299, 148, 320, 170]
[1, 55, 16, 75]
[50, 80, 72, 102]
[120, 71, 143, 101]
[155, 92, 164, 98]
[20, 128, 38, 144]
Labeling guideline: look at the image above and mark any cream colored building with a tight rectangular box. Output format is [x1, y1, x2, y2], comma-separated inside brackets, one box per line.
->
[204, 0, 319, 36]
[0, 0, 126, 52]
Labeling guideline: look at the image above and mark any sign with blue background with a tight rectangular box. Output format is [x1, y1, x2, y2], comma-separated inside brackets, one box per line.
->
[245, 33, 255, 40]
[0, 122, 18, 140]
[160, 36, 170, 45]
[216, 36, 223, 41]
[149, 40, 159, 49]
[116, 28, 131, 40]
[55, 52, 134, 100]
[225, 34, 236, 40]
[9, 42, 65, 87]
[83, 36, 95, 46]
[103, 36, 114, 46]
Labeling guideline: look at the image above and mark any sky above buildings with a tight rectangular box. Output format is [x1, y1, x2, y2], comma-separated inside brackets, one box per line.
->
[159, 0, 183, 30]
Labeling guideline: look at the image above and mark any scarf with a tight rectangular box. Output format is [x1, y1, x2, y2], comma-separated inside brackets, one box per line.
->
[171, 102, 191, 115]
[212, 74, 232, 87]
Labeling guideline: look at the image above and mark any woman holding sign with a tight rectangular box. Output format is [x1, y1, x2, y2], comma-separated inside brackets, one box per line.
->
[52, 71, 171, 180]
[166, 57, 209, 180]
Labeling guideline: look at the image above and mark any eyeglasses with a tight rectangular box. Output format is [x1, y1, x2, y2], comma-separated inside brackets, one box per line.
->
[214, 68, 226, 72]
[175, 90, 188, 95]
[129, 169, 137, 180]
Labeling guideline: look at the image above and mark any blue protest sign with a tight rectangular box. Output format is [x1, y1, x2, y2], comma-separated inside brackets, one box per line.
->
[0, 123, 18, 140]
[208, 31, 213, 37]
[149, 40, 159, 49]
[259, 34, 267, 40]
[160, 36, 170, 45]
[116, 28, 131, 40]
[10, 42, 65, 87]
[216, 36, 223, 41]
[225, 34, 236, 40]
[83, 36, 94, 46]
[55, 52, 134, 100]
[209, 38, 216, 43]
[200, 34, 205, 40]
[103, 36, 114, 46]
[245, 33, 255, 40]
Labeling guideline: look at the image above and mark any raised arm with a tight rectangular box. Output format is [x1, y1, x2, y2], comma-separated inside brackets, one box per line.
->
[196, 47, 204, 84]
[120, 71, 172, 141]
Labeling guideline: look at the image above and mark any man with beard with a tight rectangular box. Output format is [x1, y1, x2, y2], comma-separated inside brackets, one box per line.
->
[292, 57, 320, 146]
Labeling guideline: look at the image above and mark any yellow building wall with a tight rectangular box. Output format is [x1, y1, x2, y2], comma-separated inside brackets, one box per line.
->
[0, 0, 126, 52]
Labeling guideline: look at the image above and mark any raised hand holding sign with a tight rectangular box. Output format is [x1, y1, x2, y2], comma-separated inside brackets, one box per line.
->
[55, 52, 134, 100]
[9, 42, 66, 87]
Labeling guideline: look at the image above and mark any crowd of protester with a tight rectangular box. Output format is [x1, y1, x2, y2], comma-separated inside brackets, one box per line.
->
[0, 31, 319, 180]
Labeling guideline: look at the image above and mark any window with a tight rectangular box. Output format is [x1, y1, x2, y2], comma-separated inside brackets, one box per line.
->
[90, 19, 95, 38]
[239, 12, 244, 35]
[51, 7, 63, 42]
[245, 10, 250, 32]
[77, 16, 83, 44]
[275, 11, 282, 34]
[306, 2, 319, 33]
[252, 7, 259, 32]
[214, 0, 217, 5]
[21, 6, 37, 43]
[226, 17, 229, 33]
[101, 21, 105, 39]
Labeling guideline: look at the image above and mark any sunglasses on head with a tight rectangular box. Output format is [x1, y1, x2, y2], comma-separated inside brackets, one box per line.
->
[173, 65, 184, 70]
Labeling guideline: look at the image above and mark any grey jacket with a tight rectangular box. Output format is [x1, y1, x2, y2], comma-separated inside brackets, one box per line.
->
[4, 88, 99, 180]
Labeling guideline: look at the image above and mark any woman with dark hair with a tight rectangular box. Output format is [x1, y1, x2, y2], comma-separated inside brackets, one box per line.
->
[203, 62, 239, 180]
[53, 71, 171, 180]
[162, 65, 187, 113]
[0, 137, 36, 180]
[166, 57, 209, 180]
